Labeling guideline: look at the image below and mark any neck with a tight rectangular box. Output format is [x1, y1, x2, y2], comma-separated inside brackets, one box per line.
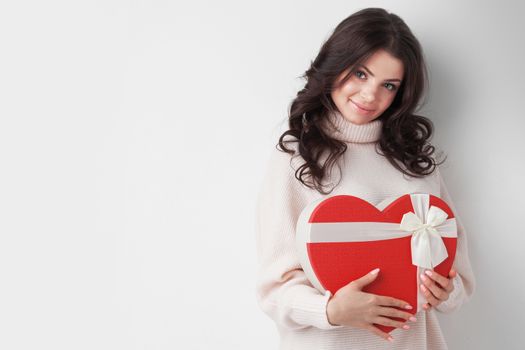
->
[322, 109, 383, 143]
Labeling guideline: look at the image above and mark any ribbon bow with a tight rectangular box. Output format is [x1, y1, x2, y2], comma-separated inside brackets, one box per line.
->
[400, 205, 449, 269]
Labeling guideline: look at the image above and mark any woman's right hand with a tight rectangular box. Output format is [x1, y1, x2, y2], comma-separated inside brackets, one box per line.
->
[326, 268, 417, 342]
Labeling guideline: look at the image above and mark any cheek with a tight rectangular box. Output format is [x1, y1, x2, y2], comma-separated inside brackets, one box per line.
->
[342, 82, 358, 96]
[379, 93, 397, 109]
[333, 79, 356, 97]
[333, 86, 350, 102]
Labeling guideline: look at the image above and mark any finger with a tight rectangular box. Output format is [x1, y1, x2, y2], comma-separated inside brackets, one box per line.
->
[376, 295, 413, 310]
[420, 274, 448, 301]
[420, 283, 441, 307]
[448, 269, 458, 291]
[377, 306, 417, 322]
[423, 303, 433, 311]
[349, 268, 380, 290]
[366, 325, 394, 342]
[445, 269, 458, 293]
[373, 316, 410, 330]
[423, 269, 451, 290]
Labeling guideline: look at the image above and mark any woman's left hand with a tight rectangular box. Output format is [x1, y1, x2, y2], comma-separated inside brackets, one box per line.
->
[420, 268, 457, 310]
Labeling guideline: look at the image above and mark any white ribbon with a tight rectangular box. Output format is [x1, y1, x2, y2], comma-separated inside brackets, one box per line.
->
[400, 205, 450, 269]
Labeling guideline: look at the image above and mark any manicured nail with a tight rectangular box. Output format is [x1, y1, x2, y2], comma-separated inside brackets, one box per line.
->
[409, 316, 417, 322]
[404, 304, 413, 310]
[425, 270, 433, 277]
[387, 336, 394, 342]
[420, 274, 427, 282]
[371, 268, 380, 275]
[403, 325, 410, 330]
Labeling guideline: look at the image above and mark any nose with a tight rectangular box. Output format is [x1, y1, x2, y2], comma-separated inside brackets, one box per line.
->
[360, 84, 378, 103]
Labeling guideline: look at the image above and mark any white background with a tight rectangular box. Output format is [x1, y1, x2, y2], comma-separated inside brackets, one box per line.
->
[0, 1, 524, 349]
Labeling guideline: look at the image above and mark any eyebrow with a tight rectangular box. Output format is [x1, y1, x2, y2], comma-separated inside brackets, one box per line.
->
[358, 65, 402, 83]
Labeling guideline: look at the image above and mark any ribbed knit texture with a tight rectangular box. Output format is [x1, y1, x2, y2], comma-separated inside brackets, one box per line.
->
[254, 110, 476, 349]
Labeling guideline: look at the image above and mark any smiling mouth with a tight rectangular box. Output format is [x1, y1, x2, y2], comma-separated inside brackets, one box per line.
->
[350, 100, 375, 112]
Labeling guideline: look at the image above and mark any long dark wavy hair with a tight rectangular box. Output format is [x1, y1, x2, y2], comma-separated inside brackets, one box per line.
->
[277, 7, 445, 195]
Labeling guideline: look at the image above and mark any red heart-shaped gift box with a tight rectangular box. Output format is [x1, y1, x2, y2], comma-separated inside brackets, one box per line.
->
[295, 193, 457, 333]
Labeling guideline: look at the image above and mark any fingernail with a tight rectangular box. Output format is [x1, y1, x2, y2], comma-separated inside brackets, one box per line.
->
[387, 336, 394, 342]
[409, 316, 417, 322]
[425, 270, 433, 277]
[420, 284, 427, 292]
[403, 325, 410, 330]
[370, 268, 380, 275]
[420, 274, 427, 282]
[404, 305, 413, 310]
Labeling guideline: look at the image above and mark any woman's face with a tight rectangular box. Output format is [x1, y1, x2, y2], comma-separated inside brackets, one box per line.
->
[330, 49, 404, 125]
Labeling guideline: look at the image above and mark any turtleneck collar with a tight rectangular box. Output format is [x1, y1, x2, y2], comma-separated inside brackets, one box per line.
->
[322, 109, 383, 143]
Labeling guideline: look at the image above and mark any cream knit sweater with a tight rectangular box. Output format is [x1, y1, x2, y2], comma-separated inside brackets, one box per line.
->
[254, 110, 475, 349]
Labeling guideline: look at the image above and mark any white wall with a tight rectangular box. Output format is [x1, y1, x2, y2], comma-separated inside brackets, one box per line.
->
[0, 1, 523, 349]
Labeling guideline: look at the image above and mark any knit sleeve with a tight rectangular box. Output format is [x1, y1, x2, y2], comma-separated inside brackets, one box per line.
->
[434, 166, 476, 314]
[254, 146, 344, 330]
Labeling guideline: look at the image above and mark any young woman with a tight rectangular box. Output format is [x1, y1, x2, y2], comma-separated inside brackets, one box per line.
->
[255, 7, 475, 349]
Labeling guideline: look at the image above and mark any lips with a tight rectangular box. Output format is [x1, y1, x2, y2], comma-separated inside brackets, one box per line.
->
[351, 100, 375, 112]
